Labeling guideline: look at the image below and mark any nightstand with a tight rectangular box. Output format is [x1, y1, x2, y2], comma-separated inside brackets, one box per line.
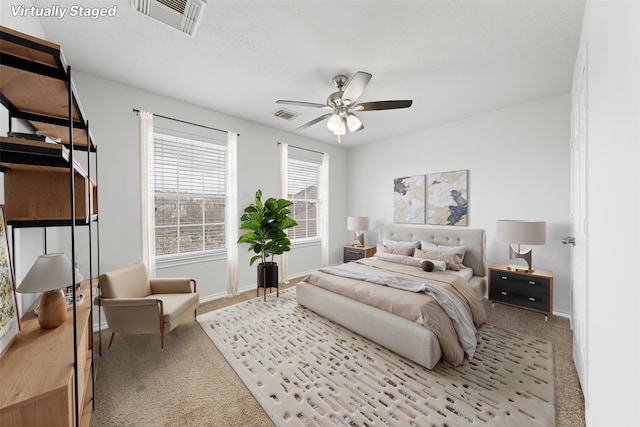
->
[488, 263, 554, 321]
[343, 245, 376, 263]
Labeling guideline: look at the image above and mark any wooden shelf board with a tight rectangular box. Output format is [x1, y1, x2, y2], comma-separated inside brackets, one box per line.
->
[0, 26, 94, 150]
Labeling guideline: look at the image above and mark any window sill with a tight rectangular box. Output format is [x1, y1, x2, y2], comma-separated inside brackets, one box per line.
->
[290, 238, 321, 249]
[155, 250, 226, 268]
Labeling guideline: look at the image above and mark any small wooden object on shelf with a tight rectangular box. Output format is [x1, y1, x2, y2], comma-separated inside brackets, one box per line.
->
[488, 263, 553, 321]
[343, 245, 376, 263]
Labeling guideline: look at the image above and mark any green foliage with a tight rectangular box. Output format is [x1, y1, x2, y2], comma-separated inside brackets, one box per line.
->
[237, 190, 298, 266]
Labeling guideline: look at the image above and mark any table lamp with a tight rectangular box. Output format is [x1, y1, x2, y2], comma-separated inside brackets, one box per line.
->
[347, 216, 369, 247]
[17, 253, 74, 329]
[496, 220, 546, 273]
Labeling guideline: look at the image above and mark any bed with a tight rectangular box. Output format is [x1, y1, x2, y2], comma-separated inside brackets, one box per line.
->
[296, 224, 487, 369]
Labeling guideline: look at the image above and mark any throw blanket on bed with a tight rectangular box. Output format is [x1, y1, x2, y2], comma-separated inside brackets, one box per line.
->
[304, 258, 486, 366]
[319, 262, 478, 360]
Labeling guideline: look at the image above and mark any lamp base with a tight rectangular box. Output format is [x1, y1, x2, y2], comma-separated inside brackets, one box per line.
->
[38, 289, 67, 329]
[507, 264, 535, 273]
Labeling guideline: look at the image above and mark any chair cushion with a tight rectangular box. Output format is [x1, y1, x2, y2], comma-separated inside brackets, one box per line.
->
[149, 292, 199, 324]
[100, 263, 151, 298]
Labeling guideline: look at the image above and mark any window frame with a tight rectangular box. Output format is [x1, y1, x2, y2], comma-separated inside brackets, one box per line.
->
[286, 156, 321, 243]
[150, 130, 228, 265]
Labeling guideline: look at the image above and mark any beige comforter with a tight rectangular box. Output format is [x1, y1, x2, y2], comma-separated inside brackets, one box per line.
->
[303, 258, 486, 367]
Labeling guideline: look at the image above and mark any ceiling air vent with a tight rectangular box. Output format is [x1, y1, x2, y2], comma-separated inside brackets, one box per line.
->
[131, 0, 206, 36]
[274, 108, 300, 121]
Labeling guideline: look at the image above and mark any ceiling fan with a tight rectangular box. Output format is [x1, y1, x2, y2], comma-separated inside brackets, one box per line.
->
[276, 71, 413, 143]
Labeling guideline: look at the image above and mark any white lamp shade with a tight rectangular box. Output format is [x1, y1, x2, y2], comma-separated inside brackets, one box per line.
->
[496, 220, 546, 245]
[347, 216, 369, 231]
[17, 253, 74, 293]
[327, 114, 341, 132]
[346, 113, 363, 132]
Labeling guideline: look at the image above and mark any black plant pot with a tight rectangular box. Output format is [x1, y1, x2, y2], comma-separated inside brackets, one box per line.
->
[257, 262, 279, 289]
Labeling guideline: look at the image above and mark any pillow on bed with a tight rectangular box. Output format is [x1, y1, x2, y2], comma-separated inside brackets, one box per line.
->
[382, 238, 421, 248]
[419, 260, 435, 272]
[420, 241, 467, 262]
[374, 252, 422, 267]
[375, 252, 447, 272]
[376, 243, 415, 256]
[413, 257, 446, 271]
[415, 249, 462, 271]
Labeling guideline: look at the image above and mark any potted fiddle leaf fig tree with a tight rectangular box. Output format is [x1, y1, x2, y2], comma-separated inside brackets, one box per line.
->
[238, 189, 298, 289]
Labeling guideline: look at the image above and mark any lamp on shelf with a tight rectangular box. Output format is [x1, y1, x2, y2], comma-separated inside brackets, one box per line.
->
[347, 216, 369, 247]
[496, 220, 546, 273]
[17, 253, 75, 329]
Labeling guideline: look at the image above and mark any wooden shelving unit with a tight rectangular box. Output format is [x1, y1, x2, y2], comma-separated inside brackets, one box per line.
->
[0, 26, 100, 426]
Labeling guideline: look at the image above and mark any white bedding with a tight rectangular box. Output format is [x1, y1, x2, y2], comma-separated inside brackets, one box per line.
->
[450, 265, 474, 281]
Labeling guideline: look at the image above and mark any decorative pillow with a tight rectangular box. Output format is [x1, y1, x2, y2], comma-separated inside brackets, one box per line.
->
[412, 256, 446, 271]
[420, 259, 435, 272]
[382, 238, 421, 248]
[376, 243, 415, 256]
[420, 241, 467, 262]
[374, 252, 422, 267]
[414, 249, 462, 271]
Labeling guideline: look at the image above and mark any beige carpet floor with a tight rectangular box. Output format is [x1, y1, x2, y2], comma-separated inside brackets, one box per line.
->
[90, 281, 585, 426]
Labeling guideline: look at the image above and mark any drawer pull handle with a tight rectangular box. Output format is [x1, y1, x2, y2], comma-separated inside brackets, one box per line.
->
[528, 281, 536, 285]
[501, 291, 508, 295]
[501, 276, 508, 280]
[528, 297, 536, 301]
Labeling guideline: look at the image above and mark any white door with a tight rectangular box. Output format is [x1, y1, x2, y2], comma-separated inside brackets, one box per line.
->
[568, 49, 588, 396]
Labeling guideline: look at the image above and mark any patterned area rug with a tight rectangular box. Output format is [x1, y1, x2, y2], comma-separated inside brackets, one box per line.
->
[198, 288, 555, 427]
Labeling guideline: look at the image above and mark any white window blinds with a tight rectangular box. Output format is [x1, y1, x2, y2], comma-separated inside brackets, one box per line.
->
[287, 147, 322, 240]
[151, 123, 227, 258]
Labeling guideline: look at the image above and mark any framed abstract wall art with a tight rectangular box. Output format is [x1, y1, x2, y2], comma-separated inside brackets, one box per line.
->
[393, 175, 426, 224]
[427, 170, 468, 226]
[0, 205, 20, 355]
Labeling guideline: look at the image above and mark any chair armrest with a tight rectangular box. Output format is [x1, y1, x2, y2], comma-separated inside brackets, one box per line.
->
[95, 297, 160, 308]
[149, 278, 196, 294]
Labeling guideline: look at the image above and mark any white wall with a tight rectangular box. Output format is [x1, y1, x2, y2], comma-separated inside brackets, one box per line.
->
[576, 1, 640, 426]
[68, 71, 347, 302]
[347, 95, 572, 315]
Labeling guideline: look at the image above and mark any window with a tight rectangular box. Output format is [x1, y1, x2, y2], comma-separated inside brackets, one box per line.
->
[151, 130, 227, 259]
[287, 153, 321, 241]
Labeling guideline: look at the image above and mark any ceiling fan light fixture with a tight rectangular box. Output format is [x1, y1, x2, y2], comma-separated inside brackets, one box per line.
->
[327, 114, 342, 132]
[277, 71, 413, 144]
[346, 113, 363, 132]
[335, 117, 347, 135]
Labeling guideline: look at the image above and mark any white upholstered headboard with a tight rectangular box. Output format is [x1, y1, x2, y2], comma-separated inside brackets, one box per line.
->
[380, 224, 487, 278]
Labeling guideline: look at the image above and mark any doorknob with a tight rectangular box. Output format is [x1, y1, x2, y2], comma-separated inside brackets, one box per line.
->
[562, 236, 575, 246]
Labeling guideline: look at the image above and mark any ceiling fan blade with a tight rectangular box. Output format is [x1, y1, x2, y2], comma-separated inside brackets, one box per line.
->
[341, 71, 372, 104]
[296, 113, 333, 130]
[353, 100, 413, 111]
[276, 100, 330, 109]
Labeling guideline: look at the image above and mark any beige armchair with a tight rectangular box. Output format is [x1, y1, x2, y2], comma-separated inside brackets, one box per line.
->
[96, 263, 199, 350]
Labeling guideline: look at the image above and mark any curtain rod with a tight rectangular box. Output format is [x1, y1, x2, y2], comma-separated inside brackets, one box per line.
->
[278, 141, 325, 156]
[132, 109, 238, 135]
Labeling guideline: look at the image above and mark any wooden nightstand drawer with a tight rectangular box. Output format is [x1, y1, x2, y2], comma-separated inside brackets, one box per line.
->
[343, 245, 376, 263]
[489, 285, 551, 312]
[490, 269, 550, 296]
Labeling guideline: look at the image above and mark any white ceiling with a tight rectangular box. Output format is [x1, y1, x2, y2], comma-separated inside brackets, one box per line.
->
[34, 0, 585, 147]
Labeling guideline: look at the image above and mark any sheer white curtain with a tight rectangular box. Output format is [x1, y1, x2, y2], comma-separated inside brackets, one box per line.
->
[226, 132, 239, 296]
[279, 142, 289, 284]
[319, 153, 330, 267]
[139, 111, 155, 275]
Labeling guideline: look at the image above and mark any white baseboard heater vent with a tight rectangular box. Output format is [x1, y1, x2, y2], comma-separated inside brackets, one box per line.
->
[131, 0, 206, 36]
